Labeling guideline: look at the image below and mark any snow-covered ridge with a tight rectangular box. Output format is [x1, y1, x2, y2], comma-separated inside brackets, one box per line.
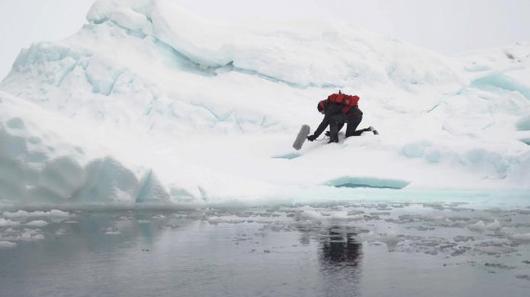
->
[1, 0, 529, 207]
[85, 0, 461, 88]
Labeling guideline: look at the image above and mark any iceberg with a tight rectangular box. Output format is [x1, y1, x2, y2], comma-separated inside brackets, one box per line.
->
[0, 0, 529, 207]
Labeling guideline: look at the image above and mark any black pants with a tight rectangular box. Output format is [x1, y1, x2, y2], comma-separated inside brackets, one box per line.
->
[329, 108, 369, 142]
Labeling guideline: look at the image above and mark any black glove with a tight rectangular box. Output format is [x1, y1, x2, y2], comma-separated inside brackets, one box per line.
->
[307, 135, 317, 141]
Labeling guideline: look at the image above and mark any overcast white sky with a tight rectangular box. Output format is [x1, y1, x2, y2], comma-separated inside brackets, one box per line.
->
[1, 0, 529, 79]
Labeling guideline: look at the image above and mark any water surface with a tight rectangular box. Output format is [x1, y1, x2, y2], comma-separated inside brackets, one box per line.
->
[1, 203, 529, 297]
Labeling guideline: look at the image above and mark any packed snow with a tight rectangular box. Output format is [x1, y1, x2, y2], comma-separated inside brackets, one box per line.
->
[0, 0, 529, 207]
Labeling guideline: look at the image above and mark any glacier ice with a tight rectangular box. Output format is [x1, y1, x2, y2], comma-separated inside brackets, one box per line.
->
[0, 0, 529, 207]
[517, 115, 530, 131]
[471, 73, 530, 100]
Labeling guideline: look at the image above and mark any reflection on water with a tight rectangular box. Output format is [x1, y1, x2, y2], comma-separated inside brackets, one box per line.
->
[320, 226, 362, 266]
[1, 208, 529, 297]
[318, 226, 362, 297]
[293, 223, 362, 296]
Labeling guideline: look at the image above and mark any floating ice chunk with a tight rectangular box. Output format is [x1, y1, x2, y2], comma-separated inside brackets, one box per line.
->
[3, 209, 71, 219]
[16, 229, 45, 242]
[3, 210, 30, 218]
[326, 176, 409, 189]
[104, 227, 121, 235]
[296, 207, 325, 222]
[0, 241, 17, 248]
[25, 220, 49, 227]
[486, 219, 501, 231]
[55, 228, 67, 236]
[468, 219, 501, 232]
[509, 233, 530, 243]
[468, 220, 486, 232]
[47, 209, 71, 217]
[0, 218, 19, 227]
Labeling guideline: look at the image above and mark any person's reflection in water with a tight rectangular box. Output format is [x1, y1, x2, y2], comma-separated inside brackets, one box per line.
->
[318, 226, 362, 297]
[321, 227, 362, 266]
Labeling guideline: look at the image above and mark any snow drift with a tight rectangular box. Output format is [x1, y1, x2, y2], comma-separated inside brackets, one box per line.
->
[1, 0, 529, 207]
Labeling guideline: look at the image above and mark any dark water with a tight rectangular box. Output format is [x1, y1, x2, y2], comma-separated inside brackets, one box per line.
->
[0, 206, 529, 297]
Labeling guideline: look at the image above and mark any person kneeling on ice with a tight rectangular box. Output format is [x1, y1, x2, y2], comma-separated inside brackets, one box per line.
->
[307, 91, 377, 143]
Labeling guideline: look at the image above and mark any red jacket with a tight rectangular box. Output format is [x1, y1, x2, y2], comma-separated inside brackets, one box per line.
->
[326, 91, 360, 113]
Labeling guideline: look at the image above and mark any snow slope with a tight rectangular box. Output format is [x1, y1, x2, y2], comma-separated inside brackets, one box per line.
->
[1, 0, 529, 207]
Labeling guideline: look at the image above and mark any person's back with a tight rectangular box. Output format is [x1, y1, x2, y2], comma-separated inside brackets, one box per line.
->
[307, 91, 377, 144]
